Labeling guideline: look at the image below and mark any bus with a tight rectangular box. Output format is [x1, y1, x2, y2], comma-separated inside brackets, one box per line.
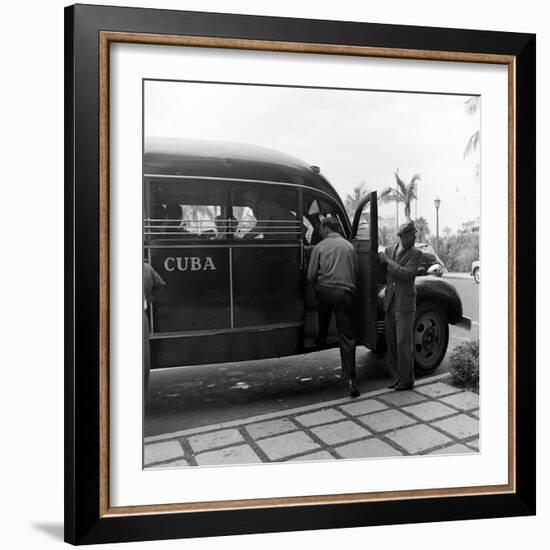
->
[144, 138, 470, 375]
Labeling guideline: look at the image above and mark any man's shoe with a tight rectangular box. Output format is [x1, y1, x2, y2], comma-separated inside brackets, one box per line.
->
[387, 380, 398, 388]
[394, 384, 414, 391]
[348, 380, 360, 398]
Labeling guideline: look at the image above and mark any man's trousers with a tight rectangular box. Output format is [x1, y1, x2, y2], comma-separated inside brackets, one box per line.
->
[384, 304, 415, 387]
[143, 311, 151, 395]
[316, 285, 356, 381]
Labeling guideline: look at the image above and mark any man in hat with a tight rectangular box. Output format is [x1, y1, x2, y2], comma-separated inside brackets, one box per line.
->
[378, 221, 423, 390]
[307, 217, 360, 398]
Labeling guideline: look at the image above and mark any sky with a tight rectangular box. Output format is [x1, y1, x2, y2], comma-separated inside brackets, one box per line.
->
[145, 80, 480, 233]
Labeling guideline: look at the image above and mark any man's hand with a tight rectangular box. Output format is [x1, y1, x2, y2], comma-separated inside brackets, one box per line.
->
[378, 251, 389, 264]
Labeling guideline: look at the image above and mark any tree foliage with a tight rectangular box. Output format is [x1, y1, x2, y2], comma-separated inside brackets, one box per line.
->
[414, 216, 430, 242]
[432, 218, 479, 272]
[463, 97, 481, 180]
[463, 131, 480, 159]
[344, 182, 370, 220]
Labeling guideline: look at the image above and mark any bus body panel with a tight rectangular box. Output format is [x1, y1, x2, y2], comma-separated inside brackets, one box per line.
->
[149, 246, 231, 332]
[150, 326, 302, 368]
[232, 245, 303, 327]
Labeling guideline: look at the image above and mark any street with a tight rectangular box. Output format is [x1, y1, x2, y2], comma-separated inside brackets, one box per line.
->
[145, 275, 478, 438]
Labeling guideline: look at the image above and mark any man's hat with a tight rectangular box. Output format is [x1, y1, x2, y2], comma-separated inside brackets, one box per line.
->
[397, 220, 417, 236]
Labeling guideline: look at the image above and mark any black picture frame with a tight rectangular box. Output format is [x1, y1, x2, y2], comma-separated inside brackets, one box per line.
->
[65, 3, 536, 545]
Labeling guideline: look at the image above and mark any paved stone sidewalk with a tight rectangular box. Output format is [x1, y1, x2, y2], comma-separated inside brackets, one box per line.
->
[144, 374, 479, 468]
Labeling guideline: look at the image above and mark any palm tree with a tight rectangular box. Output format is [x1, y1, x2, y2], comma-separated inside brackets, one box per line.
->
[380, 169, 421, 223]
[463, 97, 480, 158]
[464, 131, 480, 158]
[344, 182, 370, 220]
[464, 97, 481, 180]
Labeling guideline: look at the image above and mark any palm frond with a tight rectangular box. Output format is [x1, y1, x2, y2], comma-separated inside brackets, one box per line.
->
[344, 182, 371, 217]
[380, 188, 403, 204]
[404, 187, 416, 204]
[463, 130, 480, 158]
[394, 170, 408, 197]
[404, 174, 420, 203]
[379, 186, 394, 199]
[464, 97, 480, 115]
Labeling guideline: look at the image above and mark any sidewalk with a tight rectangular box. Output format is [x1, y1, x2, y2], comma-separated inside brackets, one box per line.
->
[144, 373, 479, 468]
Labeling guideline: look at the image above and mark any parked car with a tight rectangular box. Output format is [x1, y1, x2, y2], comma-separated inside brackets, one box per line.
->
[471, 260, 480, 283]
[415, 243, 445, 277]
[144, 138, 471, 375]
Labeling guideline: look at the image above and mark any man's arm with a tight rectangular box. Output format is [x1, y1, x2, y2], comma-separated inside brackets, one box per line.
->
[383, 249, 421, 281]
[306, 245, 320, 284]
[151, 267, 167, 297]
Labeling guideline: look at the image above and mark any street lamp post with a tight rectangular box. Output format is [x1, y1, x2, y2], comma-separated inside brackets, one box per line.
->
[434, 197, 441, 256]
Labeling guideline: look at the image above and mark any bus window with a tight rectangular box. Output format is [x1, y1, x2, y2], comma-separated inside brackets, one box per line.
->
[145, 181, 230, 241]
[320, 212, 347, 238]
[302, 216, 314, 245]
[232, 185, 300, 241]
[303, 194, 344, 245]
[232, 204, 257, 239]
[150, 202, 188, 239]
[355, 212, 371, 239]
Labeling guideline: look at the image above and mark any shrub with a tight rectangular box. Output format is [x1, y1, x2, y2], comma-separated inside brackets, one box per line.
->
[449, 340, 479, 392]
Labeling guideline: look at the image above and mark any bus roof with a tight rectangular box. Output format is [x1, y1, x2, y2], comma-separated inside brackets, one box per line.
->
[144, 138, 344, 207]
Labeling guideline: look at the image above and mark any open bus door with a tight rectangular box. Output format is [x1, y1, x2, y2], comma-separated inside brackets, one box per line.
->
[351, 191, 379, 349]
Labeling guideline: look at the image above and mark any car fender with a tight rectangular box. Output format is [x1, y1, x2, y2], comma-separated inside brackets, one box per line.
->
[377, 276, 464, 325]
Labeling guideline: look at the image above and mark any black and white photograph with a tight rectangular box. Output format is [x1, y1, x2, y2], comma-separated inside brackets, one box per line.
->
[142, 79, 480, 468]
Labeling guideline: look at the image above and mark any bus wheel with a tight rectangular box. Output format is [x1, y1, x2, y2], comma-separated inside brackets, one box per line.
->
[473, 267, 480, 284]
[413, 302, 449, 375]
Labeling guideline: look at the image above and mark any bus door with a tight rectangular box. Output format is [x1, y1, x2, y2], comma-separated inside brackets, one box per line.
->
[351, 191, 379, 348]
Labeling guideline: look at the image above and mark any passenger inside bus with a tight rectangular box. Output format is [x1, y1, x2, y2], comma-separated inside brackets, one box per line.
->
[307, 213, 323, 246]
[158, 203, 190, 238]
[241, 191, 299, 240]
[148, 182, 228, 240]
[303, 199, 342, 246]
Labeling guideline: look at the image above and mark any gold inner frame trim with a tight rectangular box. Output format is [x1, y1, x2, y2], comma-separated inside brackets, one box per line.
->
[98, 31, 517, 518]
